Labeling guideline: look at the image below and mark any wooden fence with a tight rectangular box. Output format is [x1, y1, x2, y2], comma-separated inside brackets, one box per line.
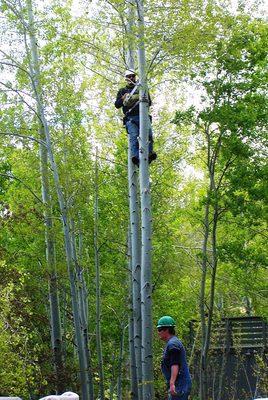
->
[189, 316, 268, 400]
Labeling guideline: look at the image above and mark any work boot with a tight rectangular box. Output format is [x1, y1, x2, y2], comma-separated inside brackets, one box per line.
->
[149, 152, 157, 164]
[132, 156, 139, 166]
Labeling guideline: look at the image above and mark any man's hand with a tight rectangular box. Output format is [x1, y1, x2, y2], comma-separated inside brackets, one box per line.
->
[169, 382, 177, 396]
[122, 93, 128, 101]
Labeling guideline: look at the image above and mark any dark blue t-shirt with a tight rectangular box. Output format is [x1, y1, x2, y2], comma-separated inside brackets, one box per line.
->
[161, 336, 192, 393]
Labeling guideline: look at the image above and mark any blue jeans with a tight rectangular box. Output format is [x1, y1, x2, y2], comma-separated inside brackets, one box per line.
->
[125, 115, 153, 159]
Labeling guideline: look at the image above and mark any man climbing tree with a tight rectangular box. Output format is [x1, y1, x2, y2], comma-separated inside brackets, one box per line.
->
[114, 70, 157, 166]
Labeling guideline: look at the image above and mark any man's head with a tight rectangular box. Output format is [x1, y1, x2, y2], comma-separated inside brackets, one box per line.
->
[157, 316, 176, 341]
[125, 69, 136, 86]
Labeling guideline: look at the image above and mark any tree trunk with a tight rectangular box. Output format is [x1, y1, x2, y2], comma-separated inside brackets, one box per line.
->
[200, 197, 219, 400]
[25, 1, 93, 398]
[77, 213, 89, 321]
[136, 0, 154, 398]
[117, 324, 127, 400]
[199, 126, 212, 400]
[199, 193, 210, 400]
[126, 2, 142, 398]
[204, 200, 218, 356]
[128, 229, 139, 400]
[94, 150, 105, 400]
[199, 129, 220, 400]
[71, 219, 94, 400]
[39, 124, 64, 393]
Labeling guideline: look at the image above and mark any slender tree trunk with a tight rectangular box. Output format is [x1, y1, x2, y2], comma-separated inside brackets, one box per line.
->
[71, 219, 94, 400]
[199, 128, 221, 400]
[204, 197, 218, 357]
[128, 233, 138, 400]
[203, 136, 222, 365]
[199, 127, 212, 400]
[128, 146, 142, 400]
[199, 193, 210, 400]
[117, 324, 127, 400]
[94, 151, 105, 400]
[126, 2, 142, 398]
[25, 2, 93, 398]
[136, 0, 154, 398]
[77, 215, 89, 326]
[200, 203, 218, 400]
[39, 124, 64, 393]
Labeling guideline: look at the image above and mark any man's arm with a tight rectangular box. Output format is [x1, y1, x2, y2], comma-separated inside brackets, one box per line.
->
[169, 346, 181, 395]
[115, 89, 127, 109]
[170, 364, 179, 396]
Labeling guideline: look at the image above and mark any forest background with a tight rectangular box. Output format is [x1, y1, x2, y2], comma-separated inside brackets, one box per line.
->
[0, 0, 267, 399]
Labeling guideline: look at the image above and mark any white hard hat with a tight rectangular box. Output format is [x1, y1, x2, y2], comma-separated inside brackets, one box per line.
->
[125, 69, 136, 77]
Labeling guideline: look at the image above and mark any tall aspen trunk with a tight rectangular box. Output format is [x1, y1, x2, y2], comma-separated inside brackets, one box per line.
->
[39, 125, 64, 392]
[78, 216, 89, 324]
[71, 219, 94, 400]
[126, 2, 142, 399]
[94, 151, 105, 400]
[136, 0, 154, 398]
[25, 1, 93, 398]
[128, 231, 139, 400]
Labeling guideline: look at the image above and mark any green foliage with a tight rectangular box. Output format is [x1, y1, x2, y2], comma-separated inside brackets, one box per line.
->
[171, 106, 196, 127]
[0, 0, 267, 398]
[172, 15, 268, 324]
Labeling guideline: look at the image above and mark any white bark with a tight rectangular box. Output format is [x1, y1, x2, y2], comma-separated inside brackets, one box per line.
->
[39, 123, 64, 392]
[25, 1, 93, 398]
[136, 0, 154, 398]
[71, 219, 94, 400]
[128, 233, 138, 400]
[126, 1, 142, 398]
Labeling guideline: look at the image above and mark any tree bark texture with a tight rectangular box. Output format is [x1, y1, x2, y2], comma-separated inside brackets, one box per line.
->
[39, 123, 64, 393]
[25, 1, 93, 398]
[136, 0, 154, 398]
[71, 219, 94, 399]
[128, 229, 139, 400]
[126, 1, 142, 399]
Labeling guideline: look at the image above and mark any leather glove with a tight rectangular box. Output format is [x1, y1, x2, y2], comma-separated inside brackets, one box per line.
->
[124, 93, 139, 107]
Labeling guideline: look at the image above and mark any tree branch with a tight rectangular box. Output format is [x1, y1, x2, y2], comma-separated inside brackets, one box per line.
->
[0, 131, 47, 147]
[0, 172, 42, 203]
[0, 81, 40, 119]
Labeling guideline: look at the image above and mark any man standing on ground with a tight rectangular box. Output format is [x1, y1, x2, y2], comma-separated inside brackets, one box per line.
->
[114, 69, 157, 166]
[157, 316, 192, 400]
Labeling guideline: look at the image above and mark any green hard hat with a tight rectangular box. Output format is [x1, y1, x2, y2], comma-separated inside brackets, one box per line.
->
[157, 315, 176, 328]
